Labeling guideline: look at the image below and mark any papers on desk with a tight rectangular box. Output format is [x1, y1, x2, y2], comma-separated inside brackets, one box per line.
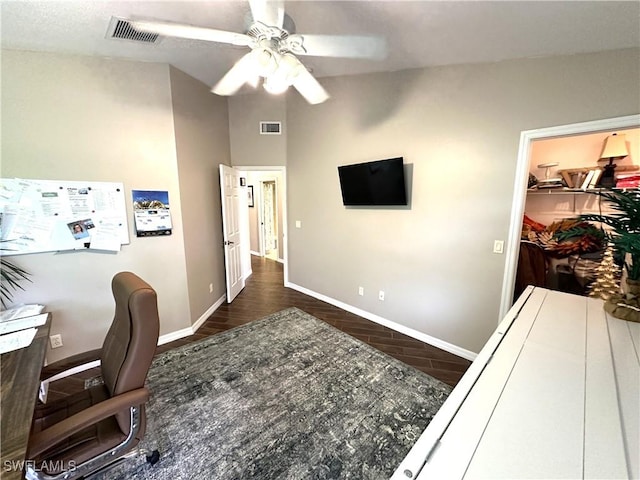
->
[0, 312, 48, 335]
[0, 304, 45, 322]
[0, 327, 37, 354]
[0, 306, 47, 353]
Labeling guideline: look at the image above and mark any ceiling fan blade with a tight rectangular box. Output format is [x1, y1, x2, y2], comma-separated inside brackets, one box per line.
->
[211, 53, 259, 96]
[284, 34, 388, 60]
[130, 19, 252, 47]
[292, 66, 330, 105]
[249, 0, 284, 28]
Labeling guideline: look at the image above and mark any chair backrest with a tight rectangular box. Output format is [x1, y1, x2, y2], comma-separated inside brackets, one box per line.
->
[514, 240, 548, 301]
[100, 272, 159, 432]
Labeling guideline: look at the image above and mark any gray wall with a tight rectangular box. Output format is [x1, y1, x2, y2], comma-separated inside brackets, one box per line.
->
[285, 48, 640, 354]
[1, 50, 227, 362]
[3, 47, 638, 362]
[169, 66, 229, 323]
[228, 94, 287, 166]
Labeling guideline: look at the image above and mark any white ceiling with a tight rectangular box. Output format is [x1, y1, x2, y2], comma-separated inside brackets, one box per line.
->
[2, 1, 639, 89]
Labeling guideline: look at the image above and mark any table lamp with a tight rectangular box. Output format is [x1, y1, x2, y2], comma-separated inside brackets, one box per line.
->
[598, 133, 629, 187]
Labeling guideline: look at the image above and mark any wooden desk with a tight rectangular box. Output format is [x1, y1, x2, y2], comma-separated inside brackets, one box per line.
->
[393, 288, 639, 479]
[1, 314, 51, 480]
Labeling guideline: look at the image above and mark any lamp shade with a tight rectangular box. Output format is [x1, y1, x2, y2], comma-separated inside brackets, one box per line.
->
[600, 133, 629, 159]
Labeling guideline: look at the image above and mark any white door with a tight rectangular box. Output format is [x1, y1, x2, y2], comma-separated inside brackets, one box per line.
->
[219, 164, 245, 302]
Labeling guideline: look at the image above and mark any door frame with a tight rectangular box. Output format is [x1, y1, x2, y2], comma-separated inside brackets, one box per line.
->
[499, 114, 640, 321]
[235, 166, 289, 285]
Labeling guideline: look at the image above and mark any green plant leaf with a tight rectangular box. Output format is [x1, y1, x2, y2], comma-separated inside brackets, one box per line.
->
[1, 244, 32, 308]
[580, 189, 640, 280]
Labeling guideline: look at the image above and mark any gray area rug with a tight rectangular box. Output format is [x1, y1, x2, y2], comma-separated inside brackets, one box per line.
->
[93, 307, 451, 480]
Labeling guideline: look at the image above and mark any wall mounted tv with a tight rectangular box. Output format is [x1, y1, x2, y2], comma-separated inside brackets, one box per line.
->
[337, 157, 407, 206]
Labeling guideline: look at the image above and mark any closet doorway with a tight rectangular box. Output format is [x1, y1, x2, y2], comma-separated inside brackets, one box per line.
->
[499, 114, 640, 321]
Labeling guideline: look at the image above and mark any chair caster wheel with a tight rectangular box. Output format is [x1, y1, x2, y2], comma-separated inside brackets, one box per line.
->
[146, 450, 160, 465]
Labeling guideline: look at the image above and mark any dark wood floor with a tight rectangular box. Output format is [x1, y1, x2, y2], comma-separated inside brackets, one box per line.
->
[48, 256, 471, 401]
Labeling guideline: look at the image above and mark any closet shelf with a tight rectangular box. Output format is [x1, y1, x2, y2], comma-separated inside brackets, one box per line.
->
[527, 187, 637, 195]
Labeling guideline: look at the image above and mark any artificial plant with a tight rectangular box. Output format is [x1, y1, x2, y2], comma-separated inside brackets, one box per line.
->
[587, 245, 622, 300]
[0, 247, 31, 308]
[581, 189, 640, 282]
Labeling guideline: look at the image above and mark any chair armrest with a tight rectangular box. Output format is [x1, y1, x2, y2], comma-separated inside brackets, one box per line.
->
[27, 388, 149, 459]
[40, 349, 102, 382]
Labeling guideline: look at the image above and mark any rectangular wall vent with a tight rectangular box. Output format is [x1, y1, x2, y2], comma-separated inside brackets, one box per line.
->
[106, 17, 161, 44]
[260, 122, 282, 135]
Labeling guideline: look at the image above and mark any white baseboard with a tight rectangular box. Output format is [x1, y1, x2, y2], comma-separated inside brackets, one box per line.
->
[157, 326, 193, 346]
[191, 293, 227, 332]
[158, 293, 227, 345]
[45, 294, 228, 386]
[250, 251, 283, 264]
[191, 294, 227, 333]
[285, 282, 477, 362]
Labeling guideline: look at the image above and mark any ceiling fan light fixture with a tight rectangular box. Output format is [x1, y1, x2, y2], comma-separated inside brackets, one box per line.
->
[263, 76, 290, 95]
[280, 53, 302, 73]
[262, 53, 303, 95]
[247, 74, 261, 89]
[251, 47, 279, 77]
[211, 51, 258, 95]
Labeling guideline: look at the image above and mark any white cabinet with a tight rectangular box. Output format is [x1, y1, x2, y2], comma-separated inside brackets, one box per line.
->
[393, 287, 639, 480]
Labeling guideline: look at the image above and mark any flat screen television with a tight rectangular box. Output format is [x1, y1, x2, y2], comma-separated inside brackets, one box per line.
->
[337, 157, 407, 206]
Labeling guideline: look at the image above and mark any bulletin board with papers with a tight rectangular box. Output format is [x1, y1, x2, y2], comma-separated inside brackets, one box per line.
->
[0, 178, 129, 255]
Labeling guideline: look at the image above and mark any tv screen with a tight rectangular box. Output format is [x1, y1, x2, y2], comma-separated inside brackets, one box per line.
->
[337, 157, 407, 206]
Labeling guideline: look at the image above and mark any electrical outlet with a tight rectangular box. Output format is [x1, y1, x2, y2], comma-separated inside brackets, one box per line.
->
[378, 290, 385, 301]
[209, 283, 213, 293]
[50, 334, 63, 349]
[358, 286, 364, 296]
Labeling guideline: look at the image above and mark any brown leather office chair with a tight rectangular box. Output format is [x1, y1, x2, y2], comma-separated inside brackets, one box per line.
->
[26, 272, 160, 480]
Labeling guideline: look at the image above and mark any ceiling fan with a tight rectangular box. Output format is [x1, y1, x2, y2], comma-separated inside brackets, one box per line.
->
[130, 0, 386, 104]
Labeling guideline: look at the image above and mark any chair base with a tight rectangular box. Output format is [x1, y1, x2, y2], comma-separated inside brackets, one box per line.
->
[83, 448, 140, 479]
[26, 406, 143, 480]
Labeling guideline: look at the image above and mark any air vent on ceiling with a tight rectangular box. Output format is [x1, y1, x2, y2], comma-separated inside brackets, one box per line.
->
[106, 17, 161, 44]
[260, 122, 282, 135]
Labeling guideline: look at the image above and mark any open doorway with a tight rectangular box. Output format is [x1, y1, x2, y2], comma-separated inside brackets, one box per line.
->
[499, 114, 640, 320]
[236, 166, 288, 282]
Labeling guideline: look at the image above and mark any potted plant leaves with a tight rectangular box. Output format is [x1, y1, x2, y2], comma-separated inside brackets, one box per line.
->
[581, 188, 640, 322]
[1, 243, 31, 308]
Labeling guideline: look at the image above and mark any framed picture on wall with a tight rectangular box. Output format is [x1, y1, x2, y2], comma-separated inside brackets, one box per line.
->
[248, 185, 254, 207]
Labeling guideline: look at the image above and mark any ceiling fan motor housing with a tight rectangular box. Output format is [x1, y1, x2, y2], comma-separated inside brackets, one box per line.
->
[244, 11, 296, 35]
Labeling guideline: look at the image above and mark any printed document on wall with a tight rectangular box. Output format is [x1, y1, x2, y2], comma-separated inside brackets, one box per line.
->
[132, 190, 172, 237]
[0, 178, 129, 255]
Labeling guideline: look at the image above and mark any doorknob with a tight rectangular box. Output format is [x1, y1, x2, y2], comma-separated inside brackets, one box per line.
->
[224, 240, 235, 246]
